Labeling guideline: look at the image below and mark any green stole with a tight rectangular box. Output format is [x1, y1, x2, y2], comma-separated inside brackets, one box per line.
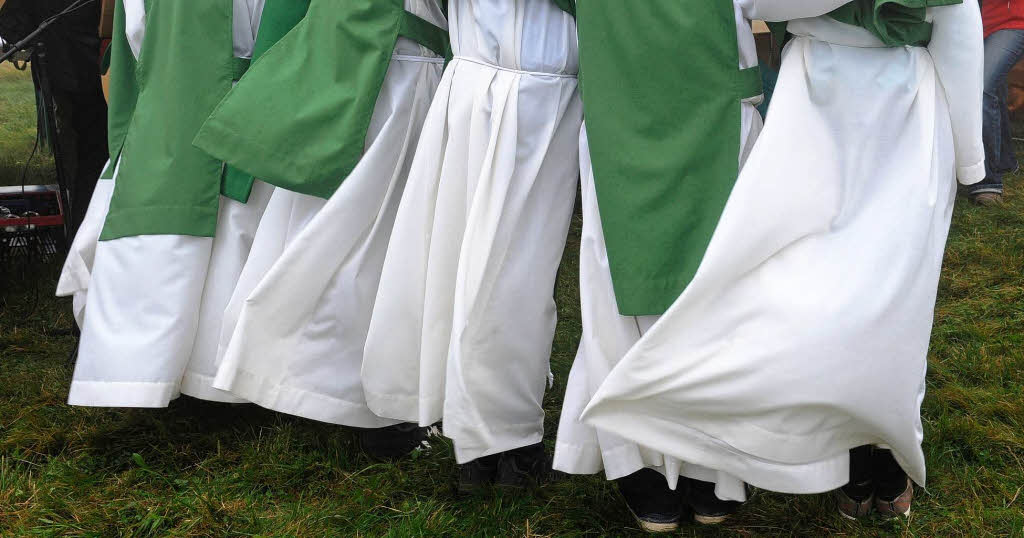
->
[769, 0, 965, 49]
[220, 0, 312, 203]
[98, 0, 140, 180]
[193, 0, 449, 200]
[576, 1, 762, 316]
[552, 0, 576, 16]
[829, 0, 963, 46]
[100, 0, 238, 240]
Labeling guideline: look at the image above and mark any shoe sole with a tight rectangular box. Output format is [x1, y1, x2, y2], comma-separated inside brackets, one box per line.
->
[694, 514, 729, 525]
[626, 507, 679, 533]
[838, 508, 861, 521]
[877, 507, 911, 519]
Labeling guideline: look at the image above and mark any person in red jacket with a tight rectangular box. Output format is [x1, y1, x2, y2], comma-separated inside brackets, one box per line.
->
[971, 0, 1024, 204]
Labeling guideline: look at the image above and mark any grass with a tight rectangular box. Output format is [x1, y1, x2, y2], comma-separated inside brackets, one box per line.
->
[0, 62, 55, 188]
[2, 64, 1023, 536]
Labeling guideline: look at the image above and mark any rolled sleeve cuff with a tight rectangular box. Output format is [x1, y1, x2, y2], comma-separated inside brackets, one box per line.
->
[957, 160, 986, 185]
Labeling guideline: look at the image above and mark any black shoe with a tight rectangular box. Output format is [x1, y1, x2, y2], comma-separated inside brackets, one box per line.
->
[357, 423, 428, 460]
[616, 469, 683, 533]
[494, 442, 548, 490]
[688, 478, 742, 525]
[458, 453, 502, 494]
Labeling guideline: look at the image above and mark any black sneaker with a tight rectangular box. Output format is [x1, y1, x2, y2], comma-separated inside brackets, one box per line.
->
[458, 453, 502, 494]
[495, 442, 548, 490]
[616, 469, 683, 533]
[688, 478, 742, 525]
[357, 423, 428, 460]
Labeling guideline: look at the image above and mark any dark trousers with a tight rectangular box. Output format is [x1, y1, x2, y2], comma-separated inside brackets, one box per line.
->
[54, 87, 108, 241]
[972, 29, 1024, 196]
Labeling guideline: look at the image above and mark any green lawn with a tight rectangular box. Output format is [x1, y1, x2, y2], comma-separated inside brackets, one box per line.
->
[1, 64, 1023, 536]
[0, 63, 55, 188]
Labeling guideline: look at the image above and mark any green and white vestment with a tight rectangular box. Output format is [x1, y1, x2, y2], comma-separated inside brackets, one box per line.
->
[581, 0, 984, 494]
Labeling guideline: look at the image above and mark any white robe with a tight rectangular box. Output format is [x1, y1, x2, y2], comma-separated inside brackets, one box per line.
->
[578, 0, 985, 494]
[362, 0, 583, 463]
[67, 0, 273, 407]
[553, 2, 763, 501]
[211, 0, 447, 428]
[56, 164, 116, 328]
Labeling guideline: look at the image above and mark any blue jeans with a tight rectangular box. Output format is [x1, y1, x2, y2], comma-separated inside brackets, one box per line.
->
[973, 30, 1024, 196]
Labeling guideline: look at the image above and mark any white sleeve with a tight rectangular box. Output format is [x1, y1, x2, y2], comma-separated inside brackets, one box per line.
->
[122, 0, 146, 61]
[928, 1, 986, 184]
[736, 0, 854, 21]
[233, 0, 265, 58]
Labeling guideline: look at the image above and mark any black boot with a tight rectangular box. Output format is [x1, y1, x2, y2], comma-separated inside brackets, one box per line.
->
[494, 442, 548, 490]
[616, 469, 683, 533]
[457, 453, 502, 494]
[357, 423, 428, 460]
[688, 478, 742, 525]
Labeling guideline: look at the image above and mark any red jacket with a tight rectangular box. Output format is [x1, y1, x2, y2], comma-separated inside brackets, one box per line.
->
[984, 0, 1024, 38]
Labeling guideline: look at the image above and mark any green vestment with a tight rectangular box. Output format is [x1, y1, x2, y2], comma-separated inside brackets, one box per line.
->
[193, 0, 449, 200]
[98, 0, 140, 180]
[100, 0, 238, 240]
[769, 0, 965, 49]
[829, 0, 963, 46]
[220, 0, 312, 203]
[576, 0, 762, 316]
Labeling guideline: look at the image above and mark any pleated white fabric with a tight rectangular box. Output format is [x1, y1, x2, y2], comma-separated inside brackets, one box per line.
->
[68, 0, 272, 407]
[56, 163, 116, 328]
[578, 2, 985, 494]
[363, 0, 583, 462]
[553, 4, 764, 501]
[211, 24, 447, 426]
[178, 180, 274, 402]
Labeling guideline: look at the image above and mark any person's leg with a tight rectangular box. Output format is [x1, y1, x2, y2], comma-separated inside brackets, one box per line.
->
[973, 30, 1024, 202]
[686, 478, 744, 525]
[617, 469, 685, 533]
[873, 448, 912, 518]
[67, 87, 108, 242]
[835, 445, 874, 519]
[998, 83, 1019, 174]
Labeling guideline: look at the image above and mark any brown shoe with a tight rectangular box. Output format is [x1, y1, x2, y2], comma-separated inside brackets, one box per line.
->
[835, 485, 874, 520]
[875, 478, 913, 518]
[971, 192, 1003, 206]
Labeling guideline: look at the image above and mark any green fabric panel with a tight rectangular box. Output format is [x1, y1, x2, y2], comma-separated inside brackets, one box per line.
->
[577, 0, 760, 316]
[738, 67, 764, 100]
[99, 205, 220, 239]
[828, 0, 963, 46]
[766, 21, 788, 52]
[100, 43, 111, 75]
[101, 0, 236, 240]
[220, 0, 312, 203]
[195, 0, 447, 200]
[399, 11, 451, 58]
[552, 0, 576, 17]
[220, 165, 256, 203]
[232, 57, 251, 80]
[252, 0, 311, 58]
[104, 0, 140, 171]
[98, 153, 117, 180]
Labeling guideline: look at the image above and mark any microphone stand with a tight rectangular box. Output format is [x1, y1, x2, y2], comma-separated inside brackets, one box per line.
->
[0, 0, 97, 64]
[0, 0, 99, 249]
